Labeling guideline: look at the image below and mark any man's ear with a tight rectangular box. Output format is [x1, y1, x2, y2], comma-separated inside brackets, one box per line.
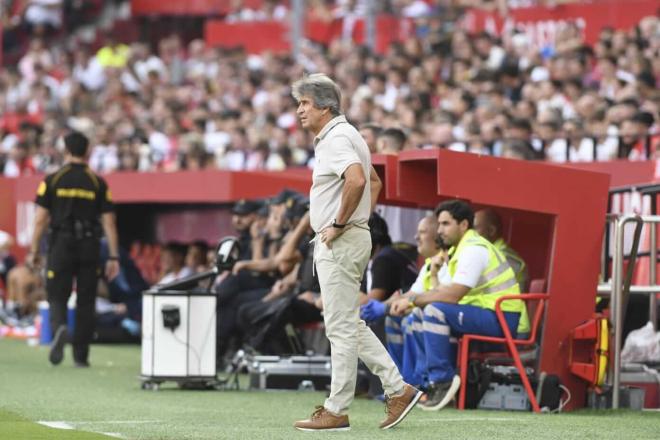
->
[460, 219, 470, 233]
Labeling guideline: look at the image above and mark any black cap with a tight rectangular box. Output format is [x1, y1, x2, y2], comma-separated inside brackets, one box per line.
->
[257, 203, 270, 217]
[286, 197, 309, 220]
[232, 199, 263, 216]
[270, 188, 303, 206]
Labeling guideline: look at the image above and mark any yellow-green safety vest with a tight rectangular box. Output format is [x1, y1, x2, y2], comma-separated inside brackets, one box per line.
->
[420, 251, 445, 291]
[493, 238, 528, 290]
[448, 230, 530, 334]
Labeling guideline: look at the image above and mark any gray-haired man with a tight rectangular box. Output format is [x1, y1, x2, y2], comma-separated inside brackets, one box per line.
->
[292, 74, 421, 432]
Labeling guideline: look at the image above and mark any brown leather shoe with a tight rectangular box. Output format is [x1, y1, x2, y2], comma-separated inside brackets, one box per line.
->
[294, 406, 350, 432]
[379, 384, 423, 430]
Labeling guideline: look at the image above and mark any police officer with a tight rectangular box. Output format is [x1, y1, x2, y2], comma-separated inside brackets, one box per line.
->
[28, 131, 120, 367]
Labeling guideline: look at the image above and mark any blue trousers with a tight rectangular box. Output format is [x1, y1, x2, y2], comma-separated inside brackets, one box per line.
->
[385, 308, 426, 387]
[385, 307, 442, 387]
[417, 302, 520, 384]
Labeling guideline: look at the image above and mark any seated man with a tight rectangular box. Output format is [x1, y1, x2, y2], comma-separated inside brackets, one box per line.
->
[361, 214, 444, 387]
[156, 241, 193, 286]
[390, 200, 527, 411]
[360, 212, 418, 307]
[474, 208, 530, 337]
[473, 208, 528, 290]
[236, 211, 323, 355]
[216, 197, 309, 361]
[4, 264, 45, 319]
[0, 230, 16, 292]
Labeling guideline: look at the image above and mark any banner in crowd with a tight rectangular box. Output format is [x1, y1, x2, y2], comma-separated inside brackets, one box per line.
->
[131, 0, 264, 16]
[205, 16, 413, 54]
[461, 0, 658, 48]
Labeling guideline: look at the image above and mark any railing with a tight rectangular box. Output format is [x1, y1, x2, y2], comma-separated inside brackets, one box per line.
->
[598, 214, 659, 409]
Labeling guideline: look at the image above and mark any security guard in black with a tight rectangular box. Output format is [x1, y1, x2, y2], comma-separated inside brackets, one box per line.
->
[30, 131, 119, 367]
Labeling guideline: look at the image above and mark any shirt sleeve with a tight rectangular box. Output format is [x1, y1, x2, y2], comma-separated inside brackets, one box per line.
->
[451, 245, 490, 288]
[98, 178, 114, 213]
[34, 176, 51, 209]
[409, 264, 427, 294]
[327, 135, 361, 178]
[370, 255, 400, 295]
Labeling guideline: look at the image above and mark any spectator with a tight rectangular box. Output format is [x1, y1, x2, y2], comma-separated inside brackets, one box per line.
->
[376, 127, 407, 155]
[3, 141, 36, 177]
[157, 241, 193, 285]
[23, 0, 63, 35]
[96, 37, 130, 69]
[0, 7, 658, 176]
[359, 122, 382, 154]
[0, 230, 16, 289]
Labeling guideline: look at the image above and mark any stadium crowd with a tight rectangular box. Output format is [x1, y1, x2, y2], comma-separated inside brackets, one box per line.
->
[1, 1, 659, 178]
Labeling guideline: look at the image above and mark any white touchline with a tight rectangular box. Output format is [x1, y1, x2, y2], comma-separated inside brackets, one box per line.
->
[415, 417, 522, 422]
[74, 421, 160, 425]
[37, 421, 74, 430]
[39, 420, 159, 425]
[101, 433, 125, 439]
[38, 421, 129, 439]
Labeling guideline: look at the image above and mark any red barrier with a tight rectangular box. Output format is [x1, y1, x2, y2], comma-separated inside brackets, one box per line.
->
[131, 0, 263, 16]
[205, 16, 413, 54]
[461, 0, 658, 47]
[205, 21, 290, 53]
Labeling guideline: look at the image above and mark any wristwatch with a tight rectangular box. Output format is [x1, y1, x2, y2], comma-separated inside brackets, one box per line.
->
[408, 293, 419, 308]
[332, 219, 346, 229]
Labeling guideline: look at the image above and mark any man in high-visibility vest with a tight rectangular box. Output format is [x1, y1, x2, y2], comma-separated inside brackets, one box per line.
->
[474, 208, 531, 339]
[474, 208, 528, 290]
[390, 200, 526, 411]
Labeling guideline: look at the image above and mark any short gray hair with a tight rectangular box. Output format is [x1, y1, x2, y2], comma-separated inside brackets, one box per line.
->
[291, 73, 342, 116]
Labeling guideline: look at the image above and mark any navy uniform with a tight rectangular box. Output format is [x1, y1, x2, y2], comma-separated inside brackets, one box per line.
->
[34, 162, 115, 365]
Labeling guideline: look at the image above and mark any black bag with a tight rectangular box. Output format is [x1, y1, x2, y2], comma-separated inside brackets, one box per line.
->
[465, 360, 493, 409]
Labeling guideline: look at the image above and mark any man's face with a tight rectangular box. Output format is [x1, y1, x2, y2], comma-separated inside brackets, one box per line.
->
[473, 210, 496, 242]
[232, 213, 254, 232]
[437, 210, 466, 248]
[296, 96, 327, 134]
[359, 128, 378, 153]
[415, 217, 438, 258]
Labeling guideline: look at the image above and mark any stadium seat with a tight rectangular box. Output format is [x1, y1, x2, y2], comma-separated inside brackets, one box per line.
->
[456, 293, 550, 413]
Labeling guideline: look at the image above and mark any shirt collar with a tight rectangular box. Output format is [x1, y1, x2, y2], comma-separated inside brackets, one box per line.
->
[314, 115, 347, 146]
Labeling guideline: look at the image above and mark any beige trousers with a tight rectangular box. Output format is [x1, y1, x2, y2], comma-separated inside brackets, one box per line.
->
[315, 226, 405, 415]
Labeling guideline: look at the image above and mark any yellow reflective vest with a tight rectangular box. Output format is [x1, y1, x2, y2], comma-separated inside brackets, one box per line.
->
[493, 238, 528, 290]
[420, 251, 444, 292]
[448, 230, 530, 334]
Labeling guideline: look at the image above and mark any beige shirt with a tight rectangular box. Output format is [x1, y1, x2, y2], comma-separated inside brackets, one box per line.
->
[309, 115, 371, 233]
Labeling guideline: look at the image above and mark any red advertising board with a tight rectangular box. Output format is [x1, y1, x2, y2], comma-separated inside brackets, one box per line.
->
[131, 0, 264, 16]
[205, 21, 290, 53]
[205, 16, 413, 54]
[461, 0, 658, 47]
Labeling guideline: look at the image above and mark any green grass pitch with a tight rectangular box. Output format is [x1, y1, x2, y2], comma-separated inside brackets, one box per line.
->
[1, 338, 659, 439]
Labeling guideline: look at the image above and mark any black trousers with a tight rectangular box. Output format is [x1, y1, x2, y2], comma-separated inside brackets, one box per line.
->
[46, 233, 100, 361]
